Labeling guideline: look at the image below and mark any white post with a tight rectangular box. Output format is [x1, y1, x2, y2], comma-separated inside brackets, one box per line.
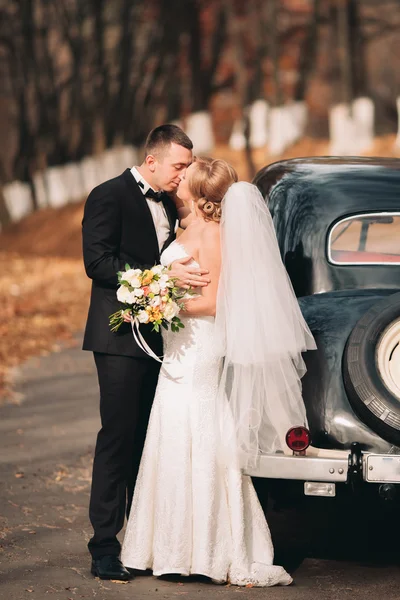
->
[99, 149, 120, 181]
[80, 156, 102, 195]
[33, 171, 49, 208]
[352, 97, 374, 153]
[229, 119, 246, 151]
[62, 162, 85, 203]
[329, 103, 357, 155]
[290, 101, 308, 141]
[268, 106, 289, 156]
[3, 181, 34, 222]
[185, 111, 215, 154]
[46, 167, 69, 208]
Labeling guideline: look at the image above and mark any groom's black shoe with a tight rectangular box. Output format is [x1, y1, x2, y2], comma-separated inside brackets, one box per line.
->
[91, 555, 133, 581]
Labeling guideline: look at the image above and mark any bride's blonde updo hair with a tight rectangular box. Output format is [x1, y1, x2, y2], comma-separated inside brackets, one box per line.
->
[188, 157, 238, 222]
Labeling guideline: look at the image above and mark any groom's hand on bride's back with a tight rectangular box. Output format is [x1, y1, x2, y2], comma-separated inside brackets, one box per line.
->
[169, 257, 210, 289]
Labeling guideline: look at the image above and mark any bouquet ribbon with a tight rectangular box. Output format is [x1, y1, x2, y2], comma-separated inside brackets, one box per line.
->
[131, 316, 163, 362]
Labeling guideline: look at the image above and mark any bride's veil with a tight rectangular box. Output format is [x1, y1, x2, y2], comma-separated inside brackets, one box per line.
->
[214, 182, 316, 469]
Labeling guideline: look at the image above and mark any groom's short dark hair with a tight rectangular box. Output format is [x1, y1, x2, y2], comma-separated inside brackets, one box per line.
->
[145, 124, 193, 157]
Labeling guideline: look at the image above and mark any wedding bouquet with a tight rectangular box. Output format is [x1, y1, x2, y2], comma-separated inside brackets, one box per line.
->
[109, 264, 186, 335]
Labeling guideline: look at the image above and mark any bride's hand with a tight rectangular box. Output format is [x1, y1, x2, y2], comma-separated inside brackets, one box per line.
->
[169, 257, 210, 289]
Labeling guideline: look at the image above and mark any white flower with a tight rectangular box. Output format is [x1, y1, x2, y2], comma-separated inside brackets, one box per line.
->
[137, 310, 150, 324]
[117, 285, 139, 304]
[163, 301, 180, 322]
[159, 274, 169, 290]
[151, 265, 163, 276]
[117, 285, 133, 304]
[134, 288, 144, 297]
[150, 295, 161, 307]
[123, 269, 142, 288]
[149, 281, 160, 294]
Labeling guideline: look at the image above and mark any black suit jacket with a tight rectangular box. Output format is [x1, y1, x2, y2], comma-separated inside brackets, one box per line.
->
[82, 168, 178, 358]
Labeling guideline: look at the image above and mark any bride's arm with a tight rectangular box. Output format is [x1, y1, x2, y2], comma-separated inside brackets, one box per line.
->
[181, 228, 221, 317]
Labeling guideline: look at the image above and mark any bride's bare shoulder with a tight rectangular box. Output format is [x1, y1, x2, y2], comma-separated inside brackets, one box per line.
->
[183, 220, 220, 253]
[200, 222, 220, 249]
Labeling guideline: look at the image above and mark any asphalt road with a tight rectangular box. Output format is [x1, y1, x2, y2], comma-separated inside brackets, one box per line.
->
[1, 338, 400, 600]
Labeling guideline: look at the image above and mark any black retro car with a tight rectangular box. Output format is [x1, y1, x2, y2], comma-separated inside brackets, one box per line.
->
[247, 157, 400, 500]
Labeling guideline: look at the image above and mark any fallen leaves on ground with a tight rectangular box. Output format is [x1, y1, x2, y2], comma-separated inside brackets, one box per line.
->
[0, 201, 84, 259]
[0, 251, 90, 402]
[50, 454, 92, 492]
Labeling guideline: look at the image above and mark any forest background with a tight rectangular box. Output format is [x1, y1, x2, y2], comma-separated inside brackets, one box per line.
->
[1, 0, 400, 399]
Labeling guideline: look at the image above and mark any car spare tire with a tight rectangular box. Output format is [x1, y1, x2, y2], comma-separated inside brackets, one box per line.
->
[343, 292, 400, 446]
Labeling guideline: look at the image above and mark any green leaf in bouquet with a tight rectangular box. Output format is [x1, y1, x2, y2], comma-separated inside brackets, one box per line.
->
[125, 263, 131, 270]
[161, 321, 169, 330]
[170, 316, 185, 331]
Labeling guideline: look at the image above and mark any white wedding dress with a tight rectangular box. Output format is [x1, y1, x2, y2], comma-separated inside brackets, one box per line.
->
[121, 241, 292, 587]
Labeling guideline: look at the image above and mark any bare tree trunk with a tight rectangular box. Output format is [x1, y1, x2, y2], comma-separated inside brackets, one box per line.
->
[226, 2, 256, 179]
[187, 0, 204, 112]
[247, 0, 269, 103]
[349, 0, 367, 97]
[159, 0, 184, 122]
[56, 0, 97, 159]
[0, 170, 11, 229]
[8, 0, 39, 208]
[337, 0, 353, 104]
[294, 0, 320, 101]
[112, 0, 136, 144]
[187, 0, 227, 112]
[267, 0, 283, 107]
[0, 152, 10, 227]
[91, 0, 111, 147]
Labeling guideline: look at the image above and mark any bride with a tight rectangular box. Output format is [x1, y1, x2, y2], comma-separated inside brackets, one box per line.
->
[121, 157, 315, 586]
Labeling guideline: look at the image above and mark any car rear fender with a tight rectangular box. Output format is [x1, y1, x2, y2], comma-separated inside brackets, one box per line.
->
[299, 290, 396, 452]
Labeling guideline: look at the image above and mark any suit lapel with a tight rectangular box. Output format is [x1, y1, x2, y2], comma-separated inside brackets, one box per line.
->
[161, 193, 178, 254]
[121, 169, 178, 259]
[122, 169, 160, 259]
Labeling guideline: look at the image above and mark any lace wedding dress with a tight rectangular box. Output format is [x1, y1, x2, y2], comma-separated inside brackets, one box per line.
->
[121, 241, 292, 587]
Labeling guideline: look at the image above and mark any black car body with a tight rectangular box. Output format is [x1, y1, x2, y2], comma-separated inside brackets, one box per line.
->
[248, 157, 400, 498]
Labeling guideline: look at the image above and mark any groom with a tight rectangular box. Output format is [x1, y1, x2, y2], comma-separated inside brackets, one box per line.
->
[82, 124, 210, 580]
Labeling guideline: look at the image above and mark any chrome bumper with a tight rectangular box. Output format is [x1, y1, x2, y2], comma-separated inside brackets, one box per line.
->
[245, 446, 400, 486]
[245, 452, 349, 482]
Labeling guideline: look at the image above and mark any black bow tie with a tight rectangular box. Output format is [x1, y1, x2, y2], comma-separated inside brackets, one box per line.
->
[138, 180, 163, 202]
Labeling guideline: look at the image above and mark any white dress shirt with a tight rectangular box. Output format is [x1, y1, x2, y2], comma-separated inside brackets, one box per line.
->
[130, 167, 170, 252]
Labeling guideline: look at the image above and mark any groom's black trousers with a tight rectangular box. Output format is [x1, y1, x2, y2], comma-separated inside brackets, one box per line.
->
[88, 352, 161, 559]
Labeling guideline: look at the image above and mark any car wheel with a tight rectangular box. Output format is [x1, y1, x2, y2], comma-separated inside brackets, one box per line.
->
[343, 292, 400, 446]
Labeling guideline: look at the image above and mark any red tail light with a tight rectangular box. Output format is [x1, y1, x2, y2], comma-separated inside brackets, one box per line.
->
[286, 426, 311, 452]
